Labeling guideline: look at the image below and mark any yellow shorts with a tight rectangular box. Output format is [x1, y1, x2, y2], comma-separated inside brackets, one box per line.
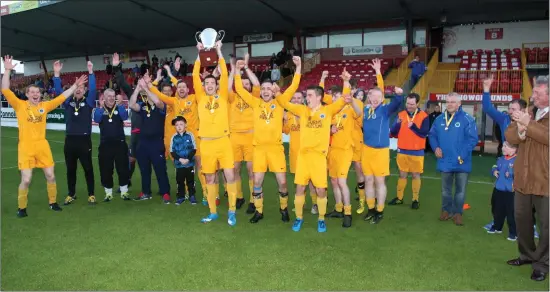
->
[328, 148, 353, 178]
[361, 145, 390, 177]
[352, 142, 362, 162]
[18, 140, 55, 170]
[200, 136, 234, 174]
[396, 153, 424, 173]
[295, 151, 328, 188]
[253, 145, 286, 173]
[289, 147, 299, 174]
[231, 132, 253, 162]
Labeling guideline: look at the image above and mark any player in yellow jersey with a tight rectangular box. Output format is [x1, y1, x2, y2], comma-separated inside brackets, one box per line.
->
[276, 75, 353, 233]
[326, 70, 362, 228]
[192, 41, 238, 226]
[148, 61, 204, 205]
[2, 55, 88, 217]
[228, 54, 261, 212]
[234, 56, 301, 223]
[283, 92, 319, 215]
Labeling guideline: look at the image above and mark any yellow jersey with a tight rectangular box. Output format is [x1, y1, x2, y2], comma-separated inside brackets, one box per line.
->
[228, 86, 260, 133]
[150, 85, 200, 135]
[193, 58, 230, 138]
[235, 73, 300, 146]
[283, 113, 301, 152]
[276, 93, 347, 155]
[2, 89, 67, 143]
[330, 99, 360, 150]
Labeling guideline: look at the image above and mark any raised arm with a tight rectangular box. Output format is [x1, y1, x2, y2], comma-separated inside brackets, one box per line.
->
[216, 41, 228, 98]
[387, 87, 404, 116]
[44, 75, 88, 112]
[1, 56, 24, 110]
[228, 56, 236, 93]
[504, 121, 523, 144]
[86, 61, 97, 108]
[148, 71, 175, 106]
[193, 43, 205, 97]
[128, 83, 143, 112]
[282, 112, 291, 134]
[370, 58, 385, 92]
[112, 53, 133, 98]
[140, 75, 164, 110]
[244, 53, 260, 87]
[52, 60, 63, 96]
[327, 69, 352, 115]
[275, 58, 304, 116]
[319, 70, 332, 104]
[234, 61, 260, 107]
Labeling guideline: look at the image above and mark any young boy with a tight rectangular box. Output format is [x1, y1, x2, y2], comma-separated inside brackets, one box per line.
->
[488, 142, 517, 241]
[170, 116, 198, 205]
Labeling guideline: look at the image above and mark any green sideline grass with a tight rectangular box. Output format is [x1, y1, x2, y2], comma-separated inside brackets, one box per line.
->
[1, 127, 547, 290]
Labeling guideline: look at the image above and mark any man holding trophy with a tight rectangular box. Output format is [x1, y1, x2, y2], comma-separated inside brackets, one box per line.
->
[193, 29, 238, 226]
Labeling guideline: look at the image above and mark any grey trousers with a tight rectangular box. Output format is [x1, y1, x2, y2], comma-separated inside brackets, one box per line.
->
[515, 191, 549, 273]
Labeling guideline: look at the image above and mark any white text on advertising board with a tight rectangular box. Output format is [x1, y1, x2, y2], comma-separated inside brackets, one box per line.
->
[430, 93, 519, 103]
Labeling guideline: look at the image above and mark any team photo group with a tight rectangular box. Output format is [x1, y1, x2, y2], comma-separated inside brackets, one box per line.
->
[2, 33, 549, 281]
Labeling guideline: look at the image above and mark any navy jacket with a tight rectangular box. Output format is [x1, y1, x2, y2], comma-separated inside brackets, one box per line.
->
[135, 101, 165, 140]
[93, 105, 128, 142]
[54, 73, 96, 135]
[170, 131, 197, 168]
[429, 108, 479, 173]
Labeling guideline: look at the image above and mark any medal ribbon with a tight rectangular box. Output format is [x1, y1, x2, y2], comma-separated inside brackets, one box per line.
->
[73, 98, 82, 113]
[141, 95, 151, 116]
[444, 111, 455, 129]
[407, 109, 418, 123]
[367, 107, 375, 119]
[107, 105, 116, 120]
[262, 102, 275, 122]
[209, 95, 218, 113]
[336, 105, 349, 128]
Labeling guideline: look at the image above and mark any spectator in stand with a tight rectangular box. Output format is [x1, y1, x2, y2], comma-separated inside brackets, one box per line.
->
[180, 60, 188, 76]
[133, 64, 140, 75]
[276, 48, 288, 66]
[169, 57, 174, 67]
[140, 60, 149, 76]
[294, 45, 302, 57]
[106, 60, 113, 75]
[271, 64, 281, 83]
[35, 78, 44, 89]
[152, 54, 159, 66]
[504, 75, 549, 282]
[269, 53, 277, 69]
[408, 55, 426, 87]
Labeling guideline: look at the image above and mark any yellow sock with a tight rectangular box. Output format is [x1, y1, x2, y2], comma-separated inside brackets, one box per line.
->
[412, 178, 421, 201]
[254, 196, 264, 213]
[236, 180, 243, 199]
[279, 195, 288, 210]
[294, 195, 305, 219]
[335, 202, 344, 212]
[248, 180, 254, 203]
[397, 178, 407, 200]
[18, 188, 28, 209]
[199, 173, 207, 199]
[226, 182, 237, 211]
[214, 183, 220, 198]
[366, 198, 376, 209]
[317, 196, 328, 220]
[310, 188, 318, 205]
[377, 204, 385, 212]
[344, 205, 352, 215]
[47, 182, 57, 204]
[206, 184, 217, 214]
[358, 187, 366, 203]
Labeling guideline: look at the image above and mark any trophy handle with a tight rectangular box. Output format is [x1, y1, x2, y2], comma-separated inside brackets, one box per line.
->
[195, 31, 202, 44]
[217, 30, 225, 42]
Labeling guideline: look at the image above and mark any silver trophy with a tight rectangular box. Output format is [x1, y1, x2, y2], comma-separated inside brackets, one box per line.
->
[195, 28, 225, 50]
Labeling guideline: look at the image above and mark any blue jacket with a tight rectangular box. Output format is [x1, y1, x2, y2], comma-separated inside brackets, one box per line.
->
[492, 155, 516, 192]
[54, 73, 97, 135]
[408, 61, 426, 77]
[170, 131, 197, 168]
[429, 109, 479, 173]
[482, 91, 511, 142]
[136, 101, 165, 140]
[362, 96, 403, 148]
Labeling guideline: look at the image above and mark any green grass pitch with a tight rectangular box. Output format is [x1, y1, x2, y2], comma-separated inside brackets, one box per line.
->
[1, 127, 548, 290]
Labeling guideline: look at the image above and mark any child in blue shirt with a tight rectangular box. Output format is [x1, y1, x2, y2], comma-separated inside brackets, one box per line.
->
[170, 116, 197, 205]
[488, 142, 517, 241]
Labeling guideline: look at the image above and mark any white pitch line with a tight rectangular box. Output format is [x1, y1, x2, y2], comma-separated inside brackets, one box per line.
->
[2, 136, 65, 144]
